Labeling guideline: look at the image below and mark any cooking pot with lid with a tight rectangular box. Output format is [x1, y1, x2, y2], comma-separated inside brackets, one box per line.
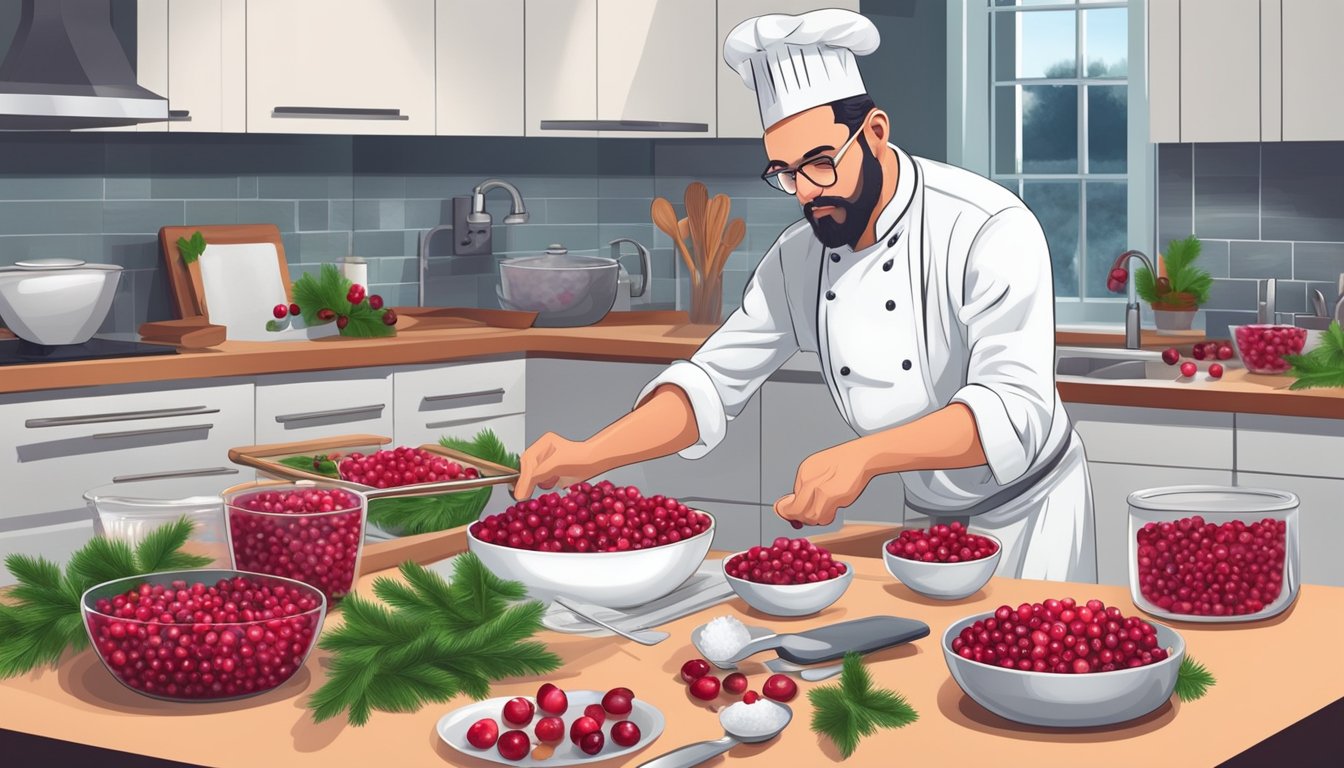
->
[497, 240, 649, 327]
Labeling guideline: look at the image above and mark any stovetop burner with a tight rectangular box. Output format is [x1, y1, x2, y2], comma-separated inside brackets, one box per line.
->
[0, 336, 179, 366]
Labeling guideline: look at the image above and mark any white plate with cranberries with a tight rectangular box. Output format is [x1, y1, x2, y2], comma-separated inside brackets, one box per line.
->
[467, 482, 716, 609]
[437, 685, 663, 765]
[942, 599, 1186, 728]
[882, 524, 1002, 600]
[721, 538, 853, 617]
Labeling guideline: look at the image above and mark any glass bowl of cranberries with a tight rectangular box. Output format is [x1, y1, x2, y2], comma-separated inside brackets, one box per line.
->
[942, 599, 1186, 727]
[721, 538, 853, 617]
[223, 481, 368, 602]
[467, 481, 716, 609]
[882, 523, 1001, 600]
[1230, 324, 1308, 374]
[81, 569, 326, 702]
[1128, 485, 1299, 623]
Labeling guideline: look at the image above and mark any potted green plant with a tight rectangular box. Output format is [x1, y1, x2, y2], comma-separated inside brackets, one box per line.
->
[1135, 235, 1212, 331]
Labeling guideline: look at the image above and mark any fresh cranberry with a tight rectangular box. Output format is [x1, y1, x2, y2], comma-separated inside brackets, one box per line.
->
[346, 283, 366, 305]
[1192, 344, 1208, 361]
[1217, 343, 1234, 360]
[885, 522, 999, 564]
[570, 715, 601, 744]
[288, 303, 300, 316]
[762, 674, 798, 702]
[534, 716, 564, 743]
[226, 487, 364, 601]
[611, 720, 641, 747]
[1180, 361, 1197, 378]
[382, 309, 398, 326]
[466, 718, 499, 749]
[1236, 325, 1307, 374]
[743, 691, 760, 704]
[583, 703, 606, 725]
[1208, 363, 1224, 379]
[949, 599, 1173, 673]
[272, 304, 288, 319]
[536, 682, 567, 715]
[368, 294, 384, 310]
[317, 308, 335, 321]
[580, 730, 605, 755]
[337, 447, 476, 490]
[725, 537, 847, 584]
[689, 675, 720, 700]
[723, 672, 748, 695]
[336, 315, 349, 330]
[680, 658, 711, 683]
[1161, 347, 1180, 365]
[1136, 515, 1286, 616]
[496, 730, 529, 761]
[602, 687, 634, 715]
[501, 696, 533, 726]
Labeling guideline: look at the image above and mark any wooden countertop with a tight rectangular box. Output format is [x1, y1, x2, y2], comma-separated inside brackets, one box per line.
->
[1, 524, 1339, 766]
[2, 312, 1342, 420]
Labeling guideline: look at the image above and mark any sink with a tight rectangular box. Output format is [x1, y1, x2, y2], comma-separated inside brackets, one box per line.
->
[1054, 346, 1171, 381]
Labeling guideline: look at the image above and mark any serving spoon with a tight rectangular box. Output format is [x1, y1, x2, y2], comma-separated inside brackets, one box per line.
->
[636, 702, 792, 768]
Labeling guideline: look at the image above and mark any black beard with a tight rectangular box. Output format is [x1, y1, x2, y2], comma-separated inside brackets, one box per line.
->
[803, 134, 884, 250]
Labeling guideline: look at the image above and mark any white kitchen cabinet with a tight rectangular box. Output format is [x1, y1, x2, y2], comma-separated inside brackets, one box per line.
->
[165, 0, 247, 132]
[1178, 0, 1261, 142]
[715, 0, 860, 139]
[85, 0, 168, 133]
[1147, 0, 1180, 143]
[254, 369, 394, 444]
[524, 0, 716, 138]
[1235, 413, 1344, 480]
[437, 0, 524, 136]
[246, 0, 436, 134]
[1087, 462, 1233, 587]
[1068, 403, 1234, 470]
[1236, 472, 1344, 587]
[0, 381, 254, 522]
[1281, 0, 1344, 140]
[525, 358, 761, 507]
[393, 358, 526, 444]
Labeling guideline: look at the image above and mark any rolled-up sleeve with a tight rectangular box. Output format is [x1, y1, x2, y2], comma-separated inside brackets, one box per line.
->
[949, 206, 1057, 486]
[635, 241, 800, 459]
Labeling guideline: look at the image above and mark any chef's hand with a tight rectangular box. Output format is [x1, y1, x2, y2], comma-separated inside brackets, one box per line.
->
[513, 432, 599, 501]
[774, 444, 872, 528]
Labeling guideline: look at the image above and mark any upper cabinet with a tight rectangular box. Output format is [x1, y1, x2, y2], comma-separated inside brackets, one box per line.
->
[437, 0, 524, 136]
[524, 0, 715, 138]
[245, 0, 436, 135]
[716, 0, 860, 139]
[166, 0, 246, 132]
[1149, 0, 1343, 142]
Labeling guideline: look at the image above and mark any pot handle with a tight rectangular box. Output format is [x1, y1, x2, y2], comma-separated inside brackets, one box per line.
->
[609, 238, 650, 298]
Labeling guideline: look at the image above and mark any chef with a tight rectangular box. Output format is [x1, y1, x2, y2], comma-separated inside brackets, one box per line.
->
[515, 9, 1096, 582]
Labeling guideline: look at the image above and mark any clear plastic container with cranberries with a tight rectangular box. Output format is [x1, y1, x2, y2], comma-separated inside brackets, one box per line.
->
[1231, 324, 1308, 374]
[1128, 486, 1299, 623]
[223, 482, 367, 602]
[81, 569, 325, 702]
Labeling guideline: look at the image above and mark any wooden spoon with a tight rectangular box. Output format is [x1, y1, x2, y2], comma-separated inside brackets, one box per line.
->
[714, 218, 746, 276]
[652, 197, 699, 288]
[684, 182, 710, 280]
[704, 194, 731, 279]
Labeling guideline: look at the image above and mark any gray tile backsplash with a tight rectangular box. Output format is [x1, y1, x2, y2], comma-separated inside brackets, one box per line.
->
[1158, 141, 1344, 331]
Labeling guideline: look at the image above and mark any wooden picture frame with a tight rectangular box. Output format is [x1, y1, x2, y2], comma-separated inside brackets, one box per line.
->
[159, 224, 292, 320]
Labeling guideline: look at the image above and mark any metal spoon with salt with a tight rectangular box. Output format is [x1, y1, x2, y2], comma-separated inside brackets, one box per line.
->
[636, 702, 793, 768]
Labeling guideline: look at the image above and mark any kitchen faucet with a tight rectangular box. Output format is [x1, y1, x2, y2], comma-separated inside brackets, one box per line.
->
[468, 179, 529, 225]
[1111, 250, 1159, 350]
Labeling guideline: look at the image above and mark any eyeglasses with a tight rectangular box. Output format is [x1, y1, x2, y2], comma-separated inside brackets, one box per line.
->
[761, 113, 871, 195]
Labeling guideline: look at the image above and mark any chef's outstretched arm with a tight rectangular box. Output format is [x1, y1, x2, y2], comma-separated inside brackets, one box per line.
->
[777, 205, 1056, 526]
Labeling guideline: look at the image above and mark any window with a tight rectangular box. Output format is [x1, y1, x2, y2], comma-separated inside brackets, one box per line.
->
[987, 0, 1143, 318]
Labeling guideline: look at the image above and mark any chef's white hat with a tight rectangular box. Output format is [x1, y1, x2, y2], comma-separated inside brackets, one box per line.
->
[723, 9, 880, 130]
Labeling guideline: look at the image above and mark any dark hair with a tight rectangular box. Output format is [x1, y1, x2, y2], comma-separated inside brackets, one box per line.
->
[830, 94, 877, 136]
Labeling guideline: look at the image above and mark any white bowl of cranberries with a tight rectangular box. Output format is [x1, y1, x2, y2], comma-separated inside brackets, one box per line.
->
[81, 569, 326, 702]
[467, 481, 715, 609]
[882, 523, 1002, 600]
[943, 598, 1186, 728]
[721, 538, 853, 617]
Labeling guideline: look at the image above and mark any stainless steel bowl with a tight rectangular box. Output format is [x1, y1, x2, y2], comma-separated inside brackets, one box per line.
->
[0, 258, 122, 344]
[498, 246, 619, 327]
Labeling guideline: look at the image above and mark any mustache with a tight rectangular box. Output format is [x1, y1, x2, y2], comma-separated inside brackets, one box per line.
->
[804, 197, 852, 215]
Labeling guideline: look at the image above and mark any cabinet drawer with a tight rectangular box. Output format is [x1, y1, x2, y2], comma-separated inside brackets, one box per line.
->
[395, 413, 526, 459]
[1068, 404, 1234, 469]
[0, 520, 95, 587]
[395, 359, 525, 430]
[1237, 472, 1344, 587]
[0, 383, 254, 520]
[1235, 414, 1344, 479]
[255, 369, 394, 444]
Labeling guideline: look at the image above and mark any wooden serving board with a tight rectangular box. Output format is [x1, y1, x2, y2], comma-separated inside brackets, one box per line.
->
[227, 433, 519, 500]
[159, 224, 291, 321]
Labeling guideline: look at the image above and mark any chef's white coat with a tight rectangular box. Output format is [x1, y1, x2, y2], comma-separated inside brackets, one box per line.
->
[637, 145, 1097, 582]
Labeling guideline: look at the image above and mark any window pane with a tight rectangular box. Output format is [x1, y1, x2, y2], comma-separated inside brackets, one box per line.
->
[1087, 85, 1127, 172]
[993, 177, 1021, 196]
[995, 85, 1080, 174]
[1084, 182, 1128, 297]
[995, 1, 1071, 7]
[994, 10, 1077, 80]
[1022, 181, 1081, 298]
[994, 86, 1018, 175]
[1084, 8, 1127, 77]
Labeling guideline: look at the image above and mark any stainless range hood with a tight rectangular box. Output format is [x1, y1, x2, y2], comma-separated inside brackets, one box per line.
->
[0, 0, 167, 130]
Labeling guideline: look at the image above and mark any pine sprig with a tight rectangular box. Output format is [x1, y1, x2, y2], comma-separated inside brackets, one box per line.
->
[290, 264, 394, 338]
[306, 552, 560, 726]
[0, 518, 212, 679]
[1285, 321, 1344, 390]
[808, 652, 919, 758]
[1136, 236, 1211, 305]
[1174, 656, 1217, 702]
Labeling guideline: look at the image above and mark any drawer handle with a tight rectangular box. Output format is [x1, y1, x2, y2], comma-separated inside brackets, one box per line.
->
[424, 411, 523, 430]
[112, 467, 239, 483]
[539, 119, 708, 132]
[92, 423, 214, 440]
[422, 388, 506, 404]
[26, 406, 219, 429]
[168, 109, 191, 122]
[274, 404, 386, 424]
[272, 106, 408, 121]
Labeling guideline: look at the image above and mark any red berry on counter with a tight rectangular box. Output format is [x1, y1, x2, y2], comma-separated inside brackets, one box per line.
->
[743, 691, 760, 704]
[602, 687, 634, 715]
[536, 683, 567, 715]
[1161, 347, 1180, 365]
[762, 674, 798, 702]
[1180, 361, 1197, 378]
[689, 675, 720, 700]
[368, 294, 384, 310]
[501, 696, 533, 726]
[611, 720, 641, 748]
[583, 703, 606, 725]
[288, 302, 301, 316]
[1217, 343, 1234, 360]
[466, 718, 499, 749]
[580, 730, 605, 756]
[272, 304, 288, 319]
[496, 730, 529, 761]
[1192, 343, 1208, 360]
[534, 715, 564, 743]
[382, 309, 398, 326]
[569, 715, 601, 744]
[1208, 363, 1224, 379]
[723, 672, 748, 695]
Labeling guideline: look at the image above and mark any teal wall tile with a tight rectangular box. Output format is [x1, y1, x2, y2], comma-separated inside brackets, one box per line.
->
[0, 201, 102, 234]
[236, 200, 296, 231]
[298, 200, 329, 231]
[0, 176, 103, 200]
[185, 201, 239, 225]
[150, 176, 238, 199]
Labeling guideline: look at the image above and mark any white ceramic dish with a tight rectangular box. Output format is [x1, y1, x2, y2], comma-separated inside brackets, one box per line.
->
[466, 512, 715, 609]
[721, 552, 853, 617]
[0, 258, 122, 345]
[436, 689, 664, 766]
[942, 612, 1186, 728]
[881, 533, 1002, 600]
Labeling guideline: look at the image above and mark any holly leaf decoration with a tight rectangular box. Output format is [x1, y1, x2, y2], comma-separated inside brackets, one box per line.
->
[1174, 656, 1216, 702]
[809, 652, 918, 758]
[175, 230, 207, 265]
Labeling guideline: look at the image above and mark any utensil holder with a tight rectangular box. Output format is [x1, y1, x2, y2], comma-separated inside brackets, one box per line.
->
[689, 274, 723, 325]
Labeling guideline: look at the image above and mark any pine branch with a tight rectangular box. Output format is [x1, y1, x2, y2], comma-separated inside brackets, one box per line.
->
[1134, 266, 1158, 303]
[134, 517, 213, 573]
[808, 653, 918, 758]
[1175, 656, 1216, 701]
[64, 537, 137, 593]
